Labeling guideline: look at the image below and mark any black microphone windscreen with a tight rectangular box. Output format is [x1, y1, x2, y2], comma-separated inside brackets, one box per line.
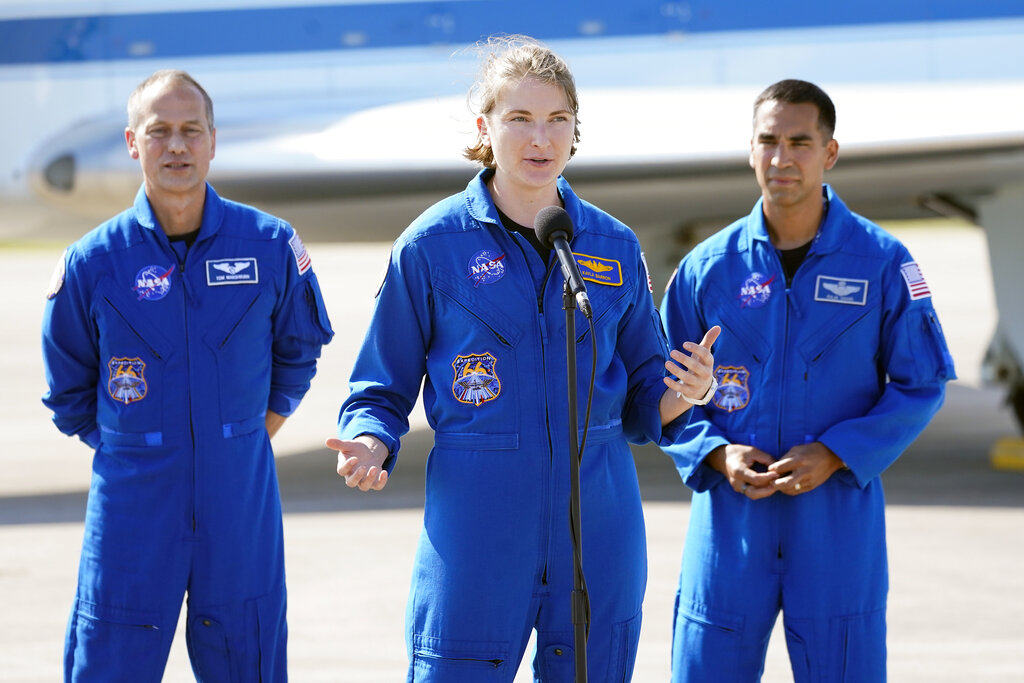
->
[534, 205, 574, 249]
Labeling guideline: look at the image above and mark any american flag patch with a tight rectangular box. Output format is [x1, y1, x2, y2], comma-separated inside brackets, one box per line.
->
[289, 232, 311, 275]
[899, 261, 931, 300]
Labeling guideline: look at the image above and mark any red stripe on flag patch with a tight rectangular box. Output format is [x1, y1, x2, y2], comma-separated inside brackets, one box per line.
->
[289, 232, 311, 275]
[899, 261, 931, 300]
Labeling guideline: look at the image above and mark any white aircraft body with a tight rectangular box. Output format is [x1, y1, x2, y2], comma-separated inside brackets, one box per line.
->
[3, 0, 1024, 426]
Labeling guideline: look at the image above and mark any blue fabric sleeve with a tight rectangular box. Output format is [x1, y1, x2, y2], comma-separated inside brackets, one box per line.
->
[268, 227, 334, 416]
[818, 251, 956, 486]
[337, 238, 432, 470]
[618, 250, 680, 446]
[659, 259, 731, 492]
[40, 247, 101, 447]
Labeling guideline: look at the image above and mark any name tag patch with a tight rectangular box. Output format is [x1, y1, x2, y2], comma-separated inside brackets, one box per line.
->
[206, 258, 258, 286]
[814, 275, 868, 306]
[574, 253, 622, 286]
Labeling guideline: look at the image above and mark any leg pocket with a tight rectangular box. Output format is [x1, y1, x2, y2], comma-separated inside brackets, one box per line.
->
[840, 608, 886, 683]
[67, 600, 166, 682]
[784, 608, 887, 683]
[671, 596, 744, 683]
[187, 614, 233, 683]
[409, 633, 510, 682]
[606, 610, 643, 682]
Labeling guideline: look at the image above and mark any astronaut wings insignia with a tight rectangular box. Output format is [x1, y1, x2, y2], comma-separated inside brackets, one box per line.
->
[212, 261, 251, 275]
[206, 257, 259, 286]
[452, 352, 501, 406]
[815, 275, 868, 305]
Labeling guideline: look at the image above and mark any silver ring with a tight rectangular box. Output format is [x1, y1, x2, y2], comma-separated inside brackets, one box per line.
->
[740, 482, 749, 493]
[794, 482, 802, 491]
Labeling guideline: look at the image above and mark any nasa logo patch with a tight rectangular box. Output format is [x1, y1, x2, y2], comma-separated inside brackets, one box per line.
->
[739, 272, 775, 308]
[713, 366, 750, 413]
[107, 357, 148, 404]
[452, 352, 501, 406]
[467, 250, 506, 287]
[133, 264, 175, 301]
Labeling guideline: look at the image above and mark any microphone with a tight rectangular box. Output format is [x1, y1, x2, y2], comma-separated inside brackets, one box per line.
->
[534, 205, 592, 318]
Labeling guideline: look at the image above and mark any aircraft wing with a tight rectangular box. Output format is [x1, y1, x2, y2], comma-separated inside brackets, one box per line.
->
[29, 81, 1024, 238]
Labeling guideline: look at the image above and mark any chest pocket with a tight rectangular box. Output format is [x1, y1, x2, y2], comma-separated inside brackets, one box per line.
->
[430, 267, 523, 434]
[703, 283, 772, 367]
[93, 277, 174, 438]
[431, 267, 523, 349]
[571, 280, 631, 346]
[204, 287, 275, 426]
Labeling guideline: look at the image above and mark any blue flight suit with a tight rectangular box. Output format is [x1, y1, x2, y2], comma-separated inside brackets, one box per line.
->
[338, 169, 685, 682]
[660, 186, 955, 682]
[42, 184, 334, 682]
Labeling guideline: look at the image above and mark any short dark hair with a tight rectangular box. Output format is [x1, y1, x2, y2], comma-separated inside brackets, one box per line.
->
[753, 79, 836, 139]
[127, 69, 214, 131]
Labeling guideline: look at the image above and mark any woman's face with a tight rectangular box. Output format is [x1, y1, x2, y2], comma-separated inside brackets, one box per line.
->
[478, 76, 576, 196]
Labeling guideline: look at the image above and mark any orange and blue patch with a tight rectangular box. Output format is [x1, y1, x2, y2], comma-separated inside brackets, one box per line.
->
[107, 357, 148, 404]
[713, 365, 749, 413]
[452, 352, 501, 406]
[574, 253, 622, 286]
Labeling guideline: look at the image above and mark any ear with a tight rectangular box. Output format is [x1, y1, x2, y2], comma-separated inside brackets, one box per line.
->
[476, 116, 490, 146]
[210, 127, 216, 161]
[748, 138, 756, 170]
[824, 138, 839, 171]
[125, 127, 139, 160]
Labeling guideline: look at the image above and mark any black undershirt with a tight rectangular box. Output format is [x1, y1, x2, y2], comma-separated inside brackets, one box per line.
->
[167, 228, 200, 263]
[168, 227, 201, 247]
[495, 207, 550, 263]
[777, 191, 830, 286]
[778, 240, 813, 287]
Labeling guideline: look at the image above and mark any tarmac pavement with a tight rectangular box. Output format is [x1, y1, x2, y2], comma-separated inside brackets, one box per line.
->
[1, 223, 1022, 681]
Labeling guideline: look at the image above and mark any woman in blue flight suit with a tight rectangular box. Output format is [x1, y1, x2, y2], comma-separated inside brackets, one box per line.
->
[327, 36, 718, 682]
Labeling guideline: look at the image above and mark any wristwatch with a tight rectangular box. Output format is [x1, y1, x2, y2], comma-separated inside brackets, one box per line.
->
[681, 376, 718, 406]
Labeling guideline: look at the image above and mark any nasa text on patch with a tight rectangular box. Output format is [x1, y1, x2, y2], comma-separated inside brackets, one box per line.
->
[574, 253, 622, 286]
[814, 275, 869, 306]
[206, 258, 259, 286]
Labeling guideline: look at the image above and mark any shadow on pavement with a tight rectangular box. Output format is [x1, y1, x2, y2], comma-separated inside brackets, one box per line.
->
[3, 384, 1021, 526]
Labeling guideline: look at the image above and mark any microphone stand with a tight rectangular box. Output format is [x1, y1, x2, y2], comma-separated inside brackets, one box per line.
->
[562, 281, 589, 683]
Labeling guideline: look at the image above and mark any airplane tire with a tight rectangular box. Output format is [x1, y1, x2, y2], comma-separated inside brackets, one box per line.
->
[1012, 384, 1024, 434]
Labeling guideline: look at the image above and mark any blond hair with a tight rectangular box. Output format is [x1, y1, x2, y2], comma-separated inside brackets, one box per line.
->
[462, 35, 580, 167]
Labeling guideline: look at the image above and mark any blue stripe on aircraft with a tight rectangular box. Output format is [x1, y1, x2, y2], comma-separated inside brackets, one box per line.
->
[2, 0, 1023, 66]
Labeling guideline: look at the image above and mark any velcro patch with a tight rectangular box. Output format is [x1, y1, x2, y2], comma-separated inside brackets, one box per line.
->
[573, 253, 622, 286]
[206, 258, 258, 286]
[814, 275, 868, 306]
[289, 232, 311, 275]
[900, 261, 932, 300]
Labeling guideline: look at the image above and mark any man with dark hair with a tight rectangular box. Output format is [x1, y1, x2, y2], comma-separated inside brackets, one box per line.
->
[660, 79, 955, 681]
[42, 69, 333, 681]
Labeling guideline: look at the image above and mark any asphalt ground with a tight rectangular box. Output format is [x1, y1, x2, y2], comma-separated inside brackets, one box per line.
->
[1, 221, 1022, 681]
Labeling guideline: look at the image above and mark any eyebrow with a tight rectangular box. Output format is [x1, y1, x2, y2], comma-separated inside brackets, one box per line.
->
[505, 108, 572, 116]
[757, 132, 814, 142]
